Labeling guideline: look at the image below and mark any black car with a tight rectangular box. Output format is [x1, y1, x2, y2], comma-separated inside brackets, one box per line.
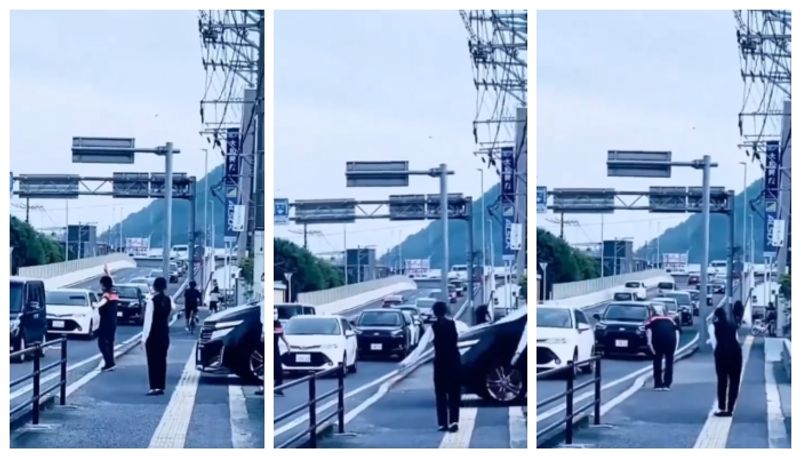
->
[593, 302, 657, 356]
[196, 301, 263, 381]
[275, 303, 315, 326]
[353, 309, 413, 359]
[115, 284, 146, 325]
[10, 278, 48, 363]
[459, 306, 526, 404]
[661, 291, 694, 325]
[687, 290, 701, 315]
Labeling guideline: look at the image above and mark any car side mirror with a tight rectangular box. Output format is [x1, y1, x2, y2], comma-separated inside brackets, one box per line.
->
[28, 301, 41, 310]
[592, 313, 601, 321]
[349, 320, 357, 327]
[578, 322, 591, 332]
[345, 330, 355, 337]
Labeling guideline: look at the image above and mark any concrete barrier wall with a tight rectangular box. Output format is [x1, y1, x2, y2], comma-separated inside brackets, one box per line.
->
[551, 269, 671, 299]
[43, 257, 137, 289]
[298, 276, 417, 315]
[18, 253, 133, 280]
[544, 273, 674, 310]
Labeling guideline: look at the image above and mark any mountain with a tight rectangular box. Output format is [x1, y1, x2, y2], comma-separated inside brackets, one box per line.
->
[380, 183, 523, 269]
[638, 178, 777, 263]
[101, 164, 229, 248]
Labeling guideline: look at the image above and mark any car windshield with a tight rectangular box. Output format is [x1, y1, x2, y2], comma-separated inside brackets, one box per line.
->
[397, 306, 418, 315]
[603, 305, 649, 322]
[658, 283, 674, 289]
[654, 299, 678, 312]
[614, 293, 633, 300]
[47, 291, 89, 306]
[131, 278, 148, 284]
[358, 312, 402, 327]
[537, 308, 572, 328]
[664, 293, 690, 306]
[416, 299, 435, 309]
[277, 305, 303, 320]
[625, 282, 640, 288]
[284, 318, 340, 335]
[384, 299, 401, 305]
[10, 282, 23, 313]
[117, 286, 139, 299]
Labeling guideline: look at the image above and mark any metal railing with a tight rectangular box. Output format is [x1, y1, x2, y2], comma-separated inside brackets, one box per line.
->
[536, 356, 602, 445]
[10, 338, 68, 425]
[297, 275, 415, 306]
[17, 253, 133, 280]
[274, 363, 345, 448]
[551, 269, 669, 299]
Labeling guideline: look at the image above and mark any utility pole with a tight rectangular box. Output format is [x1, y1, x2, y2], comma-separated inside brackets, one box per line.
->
[25, 198, 30, 224]
[162, 142, 174, 279]
[343, 224, 348, 285]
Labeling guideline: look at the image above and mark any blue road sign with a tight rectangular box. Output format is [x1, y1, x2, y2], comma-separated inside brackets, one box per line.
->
[764, 141, 780, 254]
[536, 186, 547, 213]
[503, 202, 516, 261]
[275, 198, 289, 225]
[225, 129, 241, 242]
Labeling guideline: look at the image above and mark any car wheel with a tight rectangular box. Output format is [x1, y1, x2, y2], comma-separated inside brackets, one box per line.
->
[349, 351, 358, 374]
[85, 320, 95, 340]
[580, 347, 594, 374]
[13, 335, 27, 363]
[242, 346, 264, 383]
[483, 362, 525, 404]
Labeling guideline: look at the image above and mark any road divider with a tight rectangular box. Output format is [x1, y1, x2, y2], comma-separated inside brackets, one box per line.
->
[299, 276, 417, 315]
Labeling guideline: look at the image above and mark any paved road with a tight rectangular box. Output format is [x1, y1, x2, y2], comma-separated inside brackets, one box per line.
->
[273, 281, 476, 448]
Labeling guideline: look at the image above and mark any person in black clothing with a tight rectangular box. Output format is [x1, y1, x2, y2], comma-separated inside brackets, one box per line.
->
[732, 300, 745, 328]
[645, 308, 680, 391]
[431, 301, 461, 432]
[183, 280, 201, 331]
[274, 311, 290, 396]
[94, 269, 119, 372]
[143, 277, 174, 395]
[766, 302, 778, 336]
[474, 304, 490, 325]
[209, 280, 220, 313]
[711, 307, 743, 416]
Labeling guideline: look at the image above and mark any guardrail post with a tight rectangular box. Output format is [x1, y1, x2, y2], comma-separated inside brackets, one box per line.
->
[565, 360, 574, 445]
[309, 374, 317, 448]
[594, 357, 601, 425]
[337, 363, 345, 433]
[60, 338, 68, 405]
[32, 344, 41, 425]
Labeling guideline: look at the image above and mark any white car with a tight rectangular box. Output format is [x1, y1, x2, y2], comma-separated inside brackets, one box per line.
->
[536, 306, 595, 373]
[624, 281, 647, 300]
[399, 310, 421, 347]
[282, 315, 358, 375]
[45, 289, 101, 338]
[395, 305, 423, 345]
[130, 283, 152, 304]
[415, 298, 437, 323]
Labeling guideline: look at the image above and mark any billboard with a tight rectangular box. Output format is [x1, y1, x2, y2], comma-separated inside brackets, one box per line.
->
[405, 258, 431, 277]
[501, 147, 516, 261]
[764, 141, 781, 254]
[225, 128, 240, 242]
[125, 237, 150, 257]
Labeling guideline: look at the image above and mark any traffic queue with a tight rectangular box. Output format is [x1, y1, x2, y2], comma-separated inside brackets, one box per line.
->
[536, 274, 726, 373]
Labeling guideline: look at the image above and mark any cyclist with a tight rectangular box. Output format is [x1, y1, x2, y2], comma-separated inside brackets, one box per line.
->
[183, 281, 201, 333]
[766, 302, 778, 337]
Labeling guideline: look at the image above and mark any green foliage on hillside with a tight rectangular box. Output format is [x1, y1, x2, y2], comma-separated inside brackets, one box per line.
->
[11, 216, 65, 269]
[537, 227, 599, 284]
[274, 238, 343, 301]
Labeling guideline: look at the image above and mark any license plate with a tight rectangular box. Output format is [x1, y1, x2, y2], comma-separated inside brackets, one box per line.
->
[615, 339, 628, 348]
[117, 311, 123, 317]
[52, 321, 65, 329]
[370, 343, 383, 351]
[295, 354, 311, 363]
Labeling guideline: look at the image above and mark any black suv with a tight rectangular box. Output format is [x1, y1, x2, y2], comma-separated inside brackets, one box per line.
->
[196, 301, 263, 382]
[593, 301, 657, 357]
[115, 284, 146, 325]
[353, 309, 413, 359]
[10, 277, 48, 362]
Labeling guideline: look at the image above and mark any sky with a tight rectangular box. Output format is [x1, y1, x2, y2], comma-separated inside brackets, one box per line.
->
[10, 11, 221, 236]
[537, 10, 763, 251]
[274, 11, 496, 257]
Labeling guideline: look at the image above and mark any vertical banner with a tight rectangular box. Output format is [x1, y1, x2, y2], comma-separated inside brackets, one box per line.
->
[501, 147, 516, 261]
[764, 141, 780, 255]
[225, 128, 241, 242]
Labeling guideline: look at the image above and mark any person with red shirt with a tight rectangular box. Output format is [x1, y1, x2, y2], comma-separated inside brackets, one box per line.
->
[645, 307, 680, 390]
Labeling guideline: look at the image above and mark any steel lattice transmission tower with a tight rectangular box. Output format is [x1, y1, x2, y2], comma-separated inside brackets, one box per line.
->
[461, 9, 528, 285]
[734, 9, 791, 278]
[198, 10, 265, 286]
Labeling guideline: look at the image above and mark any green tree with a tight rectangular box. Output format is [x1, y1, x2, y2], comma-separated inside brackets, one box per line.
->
[780, 274, 790, 300]
[274, 238, 343, 301]
[240, 254, 254, 285]
[11, 216, 65, 269]
[536, 228, 599, 298]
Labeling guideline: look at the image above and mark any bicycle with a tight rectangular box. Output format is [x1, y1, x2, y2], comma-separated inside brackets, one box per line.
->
[185, 308, 198, 335]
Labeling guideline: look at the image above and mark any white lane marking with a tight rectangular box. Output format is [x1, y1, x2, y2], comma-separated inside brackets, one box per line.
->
[229, 384, 254, 448]
[536, 332, 699, 422]
[693, 335, 754, 448]
[148, 346, 201, 448]
[599, 372, 648, 416]
[11, 281, 185, 401]
[508, 406, 526, 448]
[439, 407, 477, 448]
[764, 350, 789, 448]
[274, 367, 402, 436]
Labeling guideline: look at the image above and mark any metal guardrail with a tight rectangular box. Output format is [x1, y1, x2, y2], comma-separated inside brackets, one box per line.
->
[297, 275, 415, 306]
[552, 269, 669, 300]
[10, 338, 68, 425]
[274, 364, 346, 448]
[17, 253, 132, 280]
[536, 356, 602, 446]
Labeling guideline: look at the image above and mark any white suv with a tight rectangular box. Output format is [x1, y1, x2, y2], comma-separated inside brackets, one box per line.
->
[624, 281, 647, 300]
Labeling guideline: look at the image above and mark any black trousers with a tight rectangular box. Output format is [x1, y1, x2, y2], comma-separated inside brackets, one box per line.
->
[146, 338, 169, 390]
[274, 346, 283, 388]
[97, 325, 116, 367]
[714, 350, 743, 412]
[652, 347, 675, 388]
[210, 301, 218, 313]
[434, 369, 460, 427]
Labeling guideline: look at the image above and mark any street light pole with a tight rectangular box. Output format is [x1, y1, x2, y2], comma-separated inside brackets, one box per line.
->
[440, 163, 449, 304]
[478, 168, 486, 305]
[740, 161, 748, 303]
[284, 272, 293, 303]
[699, 155, 711, 348]
[162, 142, 174, 280]
[539, 261, 548, 301]
[204, 148, 209, 252]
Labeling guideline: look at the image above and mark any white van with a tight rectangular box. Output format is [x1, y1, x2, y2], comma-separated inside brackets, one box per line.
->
[171, 244, 189, 261]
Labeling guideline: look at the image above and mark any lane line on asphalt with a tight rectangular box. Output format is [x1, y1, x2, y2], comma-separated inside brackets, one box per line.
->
[599, 372, 648, 416]
[764, 347, 789, 448]
[229, 384, 254, 448]
[537, 332, 699, 422]
[148, 346, 201, 448]
[508, 406, 527, 448]
[693, 335, 754, 448]
[439, 407, 477, 448]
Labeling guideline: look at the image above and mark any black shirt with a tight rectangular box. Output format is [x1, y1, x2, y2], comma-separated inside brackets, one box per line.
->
[431, 318, 460, 367]
[274, 320, 283, 354]
[714, 318, 741, 356]
[148, 293, 172, 342]
[99, 289, 119, 328]
[184, 288, 201, 310]
[645, 316, 678, 351]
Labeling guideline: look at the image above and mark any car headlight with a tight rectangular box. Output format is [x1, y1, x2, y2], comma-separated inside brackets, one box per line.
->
[353, 328, 362, 335]
[391, 329, 403, 336]
[637, 325, 646, 333]
[211, 328, 235, 340]
[595, 323, 606, 331]
[457, 338, 480, 350]
[213, 320, 243, 330]
[541, 337, 568, 344]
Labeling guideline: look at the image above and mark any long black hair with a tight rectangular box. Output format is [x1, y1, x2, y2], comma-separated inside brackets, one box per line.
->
[99, 275, 113, 293]
[153, 277, 168, 294]
[713, 306, 728, 325]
